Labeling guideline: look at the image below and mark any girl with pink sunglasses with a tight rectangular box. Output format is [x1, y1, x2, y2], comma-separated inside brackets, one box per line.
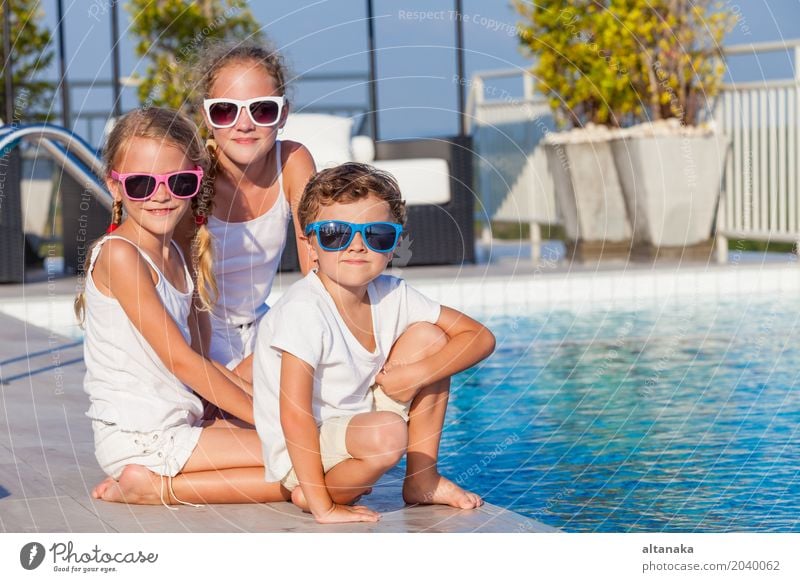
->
[75, 107, 289, 506]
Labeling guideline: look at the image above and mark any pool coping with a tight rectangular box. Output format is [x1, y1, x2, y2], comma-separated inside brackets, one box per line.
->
[4, 255, 800, 339]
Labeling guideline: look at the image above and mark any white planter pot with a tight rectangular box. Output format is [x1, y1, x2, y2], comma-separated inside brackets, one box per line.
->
[612, 133, 729, 247]
[544, 140, 631, 243]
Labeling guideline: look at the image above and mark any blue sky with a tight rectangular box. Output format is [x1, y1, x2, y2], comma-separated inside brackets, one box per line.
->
[29, 0, 800, 143]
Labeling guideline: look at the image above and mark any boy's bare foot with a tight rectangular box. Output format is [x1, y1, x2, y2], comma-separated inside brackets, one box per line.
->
[350, 487, 373, 505]
[403, 472, 483, 509]
[93, 465, 166, 505]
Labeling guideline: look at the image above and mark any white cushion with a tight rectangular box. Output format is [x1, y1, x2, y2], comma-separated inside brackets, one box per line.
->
[371, 158, 451, 206]
[351, 135, 376, 163]
[281, 113, 354, 168]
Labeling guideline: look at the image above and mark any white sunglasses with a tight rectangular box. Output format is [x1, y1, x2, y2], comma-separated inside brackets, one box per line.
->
[203, 96, 286, 128]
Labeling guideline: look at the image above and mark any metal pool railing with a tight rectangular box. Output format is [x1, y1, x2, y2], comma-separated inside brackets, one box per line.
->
[468, 39, 800, 263]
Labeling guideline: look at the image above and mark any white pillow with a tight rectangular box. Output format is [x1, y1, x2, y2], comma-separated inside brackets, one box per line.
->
[351, 135, 376, 163]
[281, 113, 354, 168]
[371, 158, 451, 206]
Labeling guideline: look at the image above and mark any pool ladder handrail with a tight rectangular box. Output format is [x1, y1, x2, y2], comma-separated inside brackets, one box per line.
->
[0, 123, 112, 211]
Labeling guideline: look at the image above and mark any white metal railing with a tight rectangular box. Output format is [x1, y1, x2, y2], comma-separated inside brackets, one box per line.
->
[715, 40, 800, 261]
[469, 39, 800, 262]
[467, 69, 555, 261]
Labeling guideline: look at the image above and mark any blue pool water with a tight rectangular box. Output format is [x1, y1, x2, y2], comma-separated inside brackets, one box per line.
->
[440, 298, 800, 532]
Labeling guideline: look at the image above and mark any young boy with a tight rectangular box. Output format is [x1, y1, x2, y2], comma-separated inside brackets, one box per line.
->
[253, 163, 496, 524]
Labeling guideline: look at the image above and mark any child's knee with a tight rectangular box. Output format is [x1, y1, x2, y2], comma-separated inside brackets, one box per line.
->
[408, 323, 447, 357]
[389, 323, 447, 365]
[363, 413, 407, 466]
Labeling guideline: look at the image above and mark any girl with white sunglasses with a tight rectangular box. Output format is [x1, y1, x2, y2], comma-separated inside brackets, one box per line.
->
[194, 40, 316, 381]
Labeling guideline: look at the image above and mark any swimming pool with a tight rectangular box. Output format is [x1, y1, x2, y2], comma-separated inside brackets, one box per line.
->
[441, 296, 800, 532]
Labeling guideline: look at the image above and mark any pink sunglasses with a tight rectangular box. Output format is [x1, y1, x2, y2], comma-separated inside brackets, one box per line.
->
[110, 167, 204, 200]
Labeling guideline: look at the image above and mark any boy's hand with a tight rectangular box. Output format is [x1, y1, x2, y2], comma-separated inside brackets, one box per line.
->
[315, 503, 381, 524]
[374, 361, 428, 403]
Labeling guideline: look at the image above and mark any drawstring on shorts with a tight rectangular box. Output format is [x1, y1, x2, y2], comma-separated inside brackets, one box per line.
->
[158, 435, 203, 510]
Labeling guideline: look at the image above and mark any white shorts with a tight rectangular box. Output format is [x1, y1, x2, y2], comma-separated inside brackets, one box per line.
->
[280, 415, 353, 491]
[279, 386, 410, 491]
[92, 420, 203, 480]
[209, 316, 261, 370]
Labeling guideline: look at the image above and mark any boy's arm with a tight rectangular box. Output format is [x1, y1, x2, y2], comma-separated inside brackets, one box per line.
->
[279, 352, 332, 516]
[279, 351, 379, 524]
[375, 306, 496, 403]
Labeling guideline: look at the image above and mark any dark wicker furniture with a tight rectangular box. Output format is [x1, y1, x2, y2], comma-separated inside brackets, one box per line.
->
[0, 149, 24, 283]
[279, 135, 475, 271]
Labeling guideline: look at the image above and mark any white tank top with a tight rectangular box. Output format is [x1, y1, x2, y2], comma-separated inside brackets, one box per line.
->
[208, 140, 292, 326]
[83, 236, 204, 432]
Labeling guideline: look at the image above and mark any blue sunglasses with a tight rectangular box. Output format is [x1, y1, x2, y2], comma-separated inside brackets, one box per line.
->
[305, 220, 403, 253]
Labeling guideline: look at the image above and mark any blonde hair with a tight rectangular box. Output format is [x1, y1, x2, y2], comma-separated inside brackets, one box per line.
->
[196, 38, 291, 186]
[74, 107, 218, 325]
[197, 38, 291, 105]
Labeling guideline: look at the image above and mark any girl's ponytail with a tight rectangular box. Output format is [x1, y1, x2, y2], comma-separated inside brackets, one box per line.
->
[191, 142, 218, 311]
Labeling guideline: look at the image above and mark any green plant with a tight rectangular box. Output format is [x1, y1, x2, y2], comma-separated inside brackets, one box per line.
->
[0, 0, 54, 122]
[126, 0, 263, 114]
[514, 0, 640, 127]
[514, 1, 736, 128]
[628, 1, 735, 126]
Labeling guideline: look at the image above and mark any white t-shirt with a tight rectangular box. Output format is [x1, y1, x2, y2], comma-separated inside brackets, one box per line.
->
[253, 271, 441, 481]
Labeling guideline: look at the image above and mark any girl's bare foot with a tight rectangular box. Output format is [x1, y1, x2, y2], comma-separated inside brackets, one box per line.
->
[91, 476, 116, 499]
[403, 472, 483, 509]
[290, 486, 311, 513]
[95, 465, 167, 505]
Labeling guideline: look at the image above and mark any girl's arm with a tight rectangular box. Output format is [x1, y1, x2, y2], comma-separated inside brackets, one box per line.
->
[231, 354, 254, 384]
[211, 360, 252, 396]
[375, 306, 496, 403]
[281, 140, 316, 275]
[99, 239, 255, 424]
